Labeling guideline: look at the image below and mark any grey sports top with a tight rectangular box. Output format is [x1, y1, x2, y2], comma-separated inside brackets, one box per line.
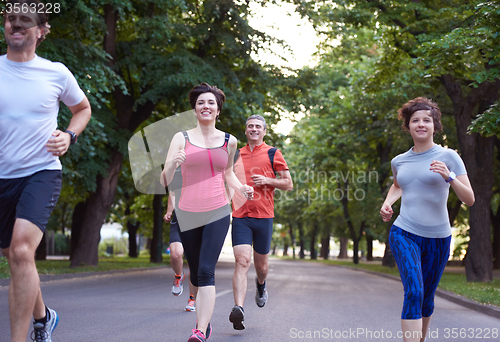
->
[392, 144, 467, 238]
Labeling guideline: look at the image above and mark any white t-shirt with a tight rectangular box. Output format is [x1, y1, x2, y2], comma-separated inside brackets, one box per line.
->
[392, 144, 468, 238]
[0, 54, 85, 178]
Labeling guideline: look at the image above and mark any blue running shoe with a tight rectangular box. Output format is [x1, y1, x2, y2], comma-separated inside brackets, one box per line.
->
[31, 307, 58, 342]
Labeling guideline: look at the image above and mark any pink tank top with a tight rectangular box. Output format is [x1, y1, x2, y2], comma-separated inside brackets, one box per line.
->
[178, 131, 229, 212]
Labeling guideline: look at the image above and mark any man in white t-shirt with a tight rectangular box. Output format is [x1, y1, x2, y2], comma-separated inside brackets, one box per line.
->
[0, 1, 91, 341]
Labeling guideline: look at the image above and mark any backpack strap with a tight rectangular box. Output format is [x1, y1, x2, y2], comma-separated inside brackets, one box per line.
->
[224, 133, 230, 146]
[268, 147, 277, 176]
[233, 148, 240, 165]
[233, 147, 277, 176]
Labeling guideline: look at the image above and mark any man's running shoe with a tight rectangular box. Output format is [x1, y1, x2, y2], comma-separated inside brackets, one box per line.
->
[31, 307, 59, 342]
[229, 305, 245, 330]
[188, 329, 206, 342]
[172, 273, 185, 296]
[185, 295, 196, 312]
[255, 278, 268, 308]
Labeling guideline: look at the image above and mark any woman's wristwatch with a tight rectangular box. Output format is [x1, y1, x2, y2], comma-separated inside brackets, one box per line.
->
[445, 171, 456, 183]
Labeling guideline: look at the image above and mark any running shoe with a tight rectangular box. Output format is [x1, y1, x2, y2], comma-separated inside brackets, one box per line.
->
[229, 305, 245, 330]
[255, 278, 268, 308]
[195, 322, 212, 339]
[172, 273, 185, 296]
[188, 329, 206, 342]
[206, 323, 212, 339]
[31, 307, 59, 342]
[185, 295, 196, 312]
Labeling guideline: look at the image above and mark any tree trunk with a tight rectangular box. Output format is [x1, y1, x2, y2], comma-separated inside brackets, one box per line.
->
[492, 138, 500, 270]
[440, 75, 499, 282]
[70, 152, 123, 267]
[309, 223, 317, 260]
[283, 242, 289, 257]
[339, 181, 364, 264]
[492, 200, 500, 270]
[298, 221, 305, 259]
[35, 233, 47, 261]
[150, 194, 164, 263]
[289, 225, 296, 259]
[366, 233, 373, 261]
[465, 192, 494, 281]
[338, 237, 348, 259]
[124, 201, 140, 258]
[352, 236, 359, 264]
[448, 198, 462, 227]
[70, 201, 85, 261]
[127, 221, 140, 258]
[70, 4, 157, 267]
[377, 141, 394, 266]
[382, 222, 394, 267]
[320, 236, 330, 260]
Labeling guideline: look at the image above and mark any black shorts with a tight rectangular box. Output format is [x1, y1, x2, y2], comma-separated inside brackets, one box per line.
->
[169, 211, 181, 244]
[0, 170, 62, 249]
[231, 217, 273, 255]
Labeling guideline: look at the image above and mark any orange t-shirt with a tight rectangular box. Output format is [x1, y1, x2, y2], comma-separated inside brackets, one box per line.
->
[231, 142, 289, 218]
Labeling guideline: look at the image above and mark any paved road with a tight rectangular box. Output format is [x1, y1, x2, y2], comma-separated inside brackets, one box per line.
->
[1, 257, 499, 342]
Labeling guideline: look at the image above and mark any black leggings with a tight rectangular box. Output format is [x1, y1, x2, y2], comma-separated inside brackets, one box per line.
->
[179, 207, 230, 287]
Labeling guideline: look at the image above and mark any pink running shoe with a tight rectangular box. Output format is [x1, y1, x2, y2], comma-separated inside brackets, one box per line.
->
[187, 329, 206, 342]
[194, 322, 212, 339]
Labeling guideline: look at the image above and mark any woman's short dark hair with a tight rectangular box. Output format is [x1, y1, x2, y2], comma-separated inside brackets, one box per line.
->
[4, 0, 51, 47]
[397, 97, 443, 134]
[188, 83, 226, 113]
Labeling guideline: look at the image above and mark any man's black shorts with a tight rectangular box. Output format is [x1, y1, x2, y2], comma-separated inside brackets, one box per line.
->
[231, 217, 273, 255]
[0, 170, 62, 249]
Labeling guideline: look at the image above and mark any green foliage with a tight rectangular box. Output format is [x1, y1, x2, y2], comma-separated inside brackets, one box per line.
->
[276, 0, 500, 259]
[292, 0, 500, 134]
[469, 104, 500, 137]
[4, 0, 302, 249]
[0, 257, 9, 279]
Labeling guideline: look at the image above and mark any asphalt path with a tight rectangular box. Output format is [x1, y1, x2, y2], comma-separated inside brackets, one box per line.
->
[1, 257, 499, 342]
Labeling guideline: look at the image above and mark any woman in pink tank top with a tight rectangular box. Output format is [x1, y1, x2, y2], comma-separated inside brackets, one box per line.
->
[161, 83, 253, 342]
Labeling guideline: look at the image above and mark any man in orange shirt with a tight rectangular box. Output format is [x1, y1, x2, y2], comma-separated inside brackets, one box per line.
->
[229, 115, 293, 330]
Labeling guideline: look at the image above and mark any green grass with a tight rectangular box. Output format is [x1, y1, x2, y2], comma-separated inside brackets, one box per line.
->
[438, 273, 500, 307]
[0, 254, 170, 279]
[296, 257, 500, 307]
[0, 256, 9, 279]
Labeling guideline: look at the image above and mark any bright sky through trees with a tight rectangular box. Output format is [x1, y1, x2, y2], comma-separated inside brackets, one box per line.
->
[248, 1, 320, 134]
[248, 1, 320, 69]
